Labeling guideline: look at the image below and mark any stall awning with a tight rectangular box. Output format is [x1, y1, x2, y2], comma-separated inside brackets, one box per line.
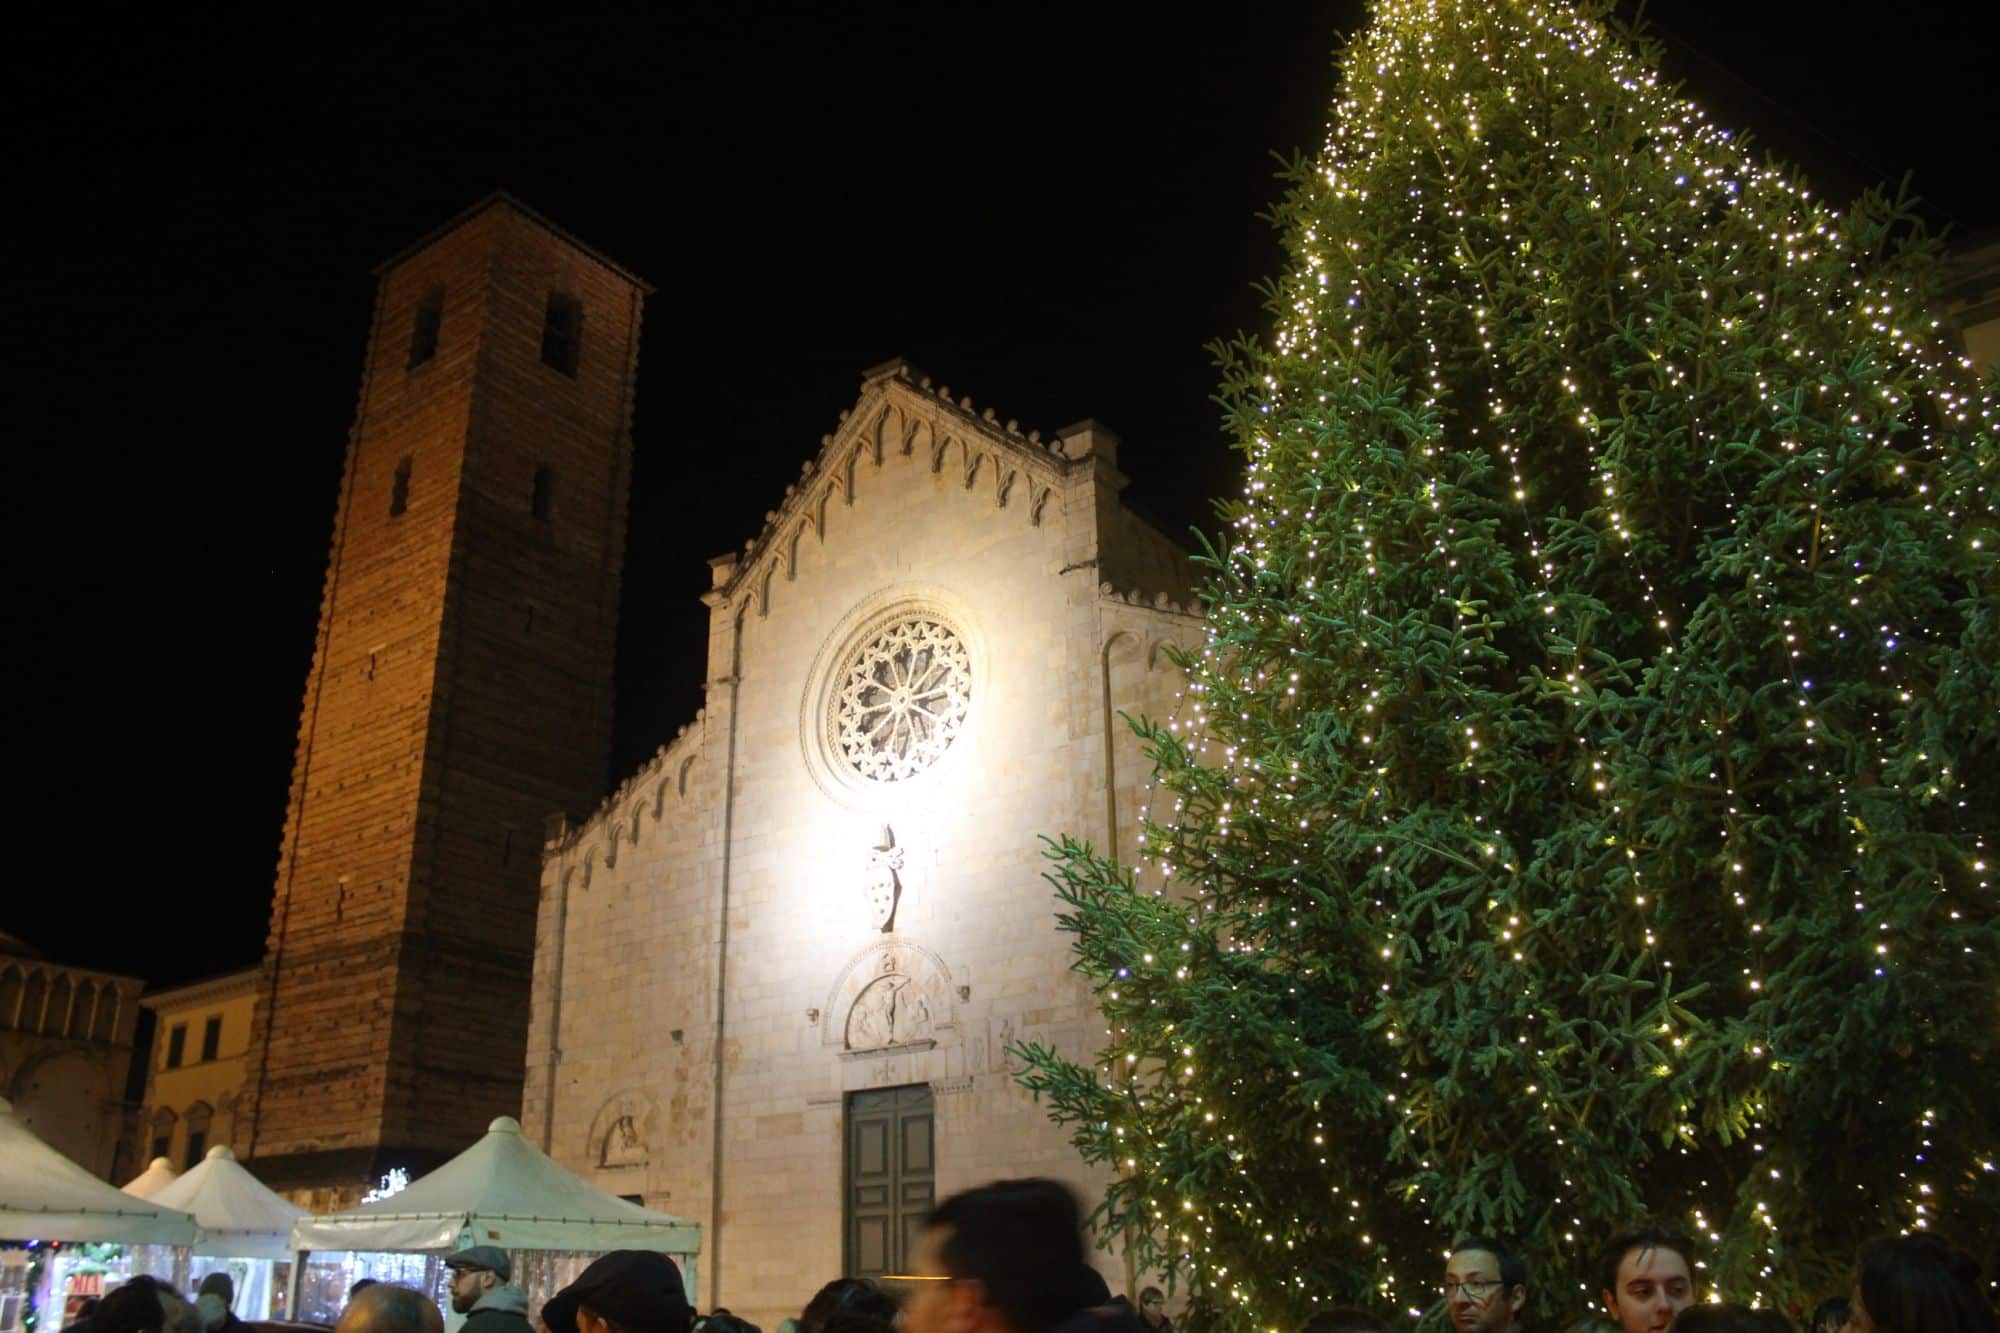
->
[291, 1116, 700, 1255]
[1, 1097, 197, 1245]
[151, 1145, 308, 1259]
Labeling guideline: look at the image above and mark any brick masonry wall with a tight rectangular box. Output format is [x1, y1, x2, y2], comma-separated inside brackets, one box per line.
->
[239, 201, 645, 1186]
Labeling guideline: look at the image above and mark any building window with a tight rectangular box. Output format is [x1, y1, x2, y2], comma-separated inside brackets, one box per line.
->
[408, 285, 444, 368]
[532, 464, 555, 521]
[201, 1015, 222, 1062]
[183, 1102, 213, 1169]
[166, 1023, 187, 1069]
[390, 456, 412, 517]
[151, 1135, 171, 1160]
[541, 293, 582, 376]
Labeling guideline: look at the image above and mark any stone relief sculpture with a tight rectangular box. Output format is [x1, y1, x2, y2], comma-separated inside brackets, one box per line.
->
[846, 969, 933, 1050]
[825, 941, 954, 1053]
[585, 1090, 654, 1170]
[863, 825, 905, 931]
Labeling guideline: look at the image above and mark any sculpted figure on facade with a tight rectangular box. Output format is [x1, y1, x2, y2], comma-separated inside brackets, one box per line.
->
[862, 825, 905, 931]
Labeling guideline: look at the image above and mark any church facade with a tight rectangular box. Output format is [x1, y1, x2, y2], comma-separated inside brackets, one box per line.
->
[521, 360, 1201, 1318]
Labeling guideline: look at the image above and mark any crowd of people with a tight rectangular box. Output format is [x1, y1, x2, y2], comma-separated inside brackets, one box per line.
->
[53, 1178, 1994, 1333]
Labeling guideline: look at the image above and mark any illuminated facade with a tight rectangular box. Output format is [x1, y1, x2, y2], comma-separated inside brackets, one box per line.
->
[523, 363, 1200, 1320]
[135, 967, 259, 1173]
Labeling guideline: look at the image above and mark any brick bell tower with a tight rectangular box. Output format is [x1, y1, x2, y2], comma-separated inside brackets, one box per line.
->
[237, 195, 649, 1201]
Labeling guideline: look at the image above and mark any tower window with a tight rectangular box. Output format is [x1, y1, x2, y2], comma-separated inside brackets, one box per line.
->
[166, 1024, 187, 1069]
[541, 292, 583, 376]
[390, 456, 412, 517]
[532, 464, 555, 521]
[201, 1015, 222, 1062]
[407, 285, 444, 368]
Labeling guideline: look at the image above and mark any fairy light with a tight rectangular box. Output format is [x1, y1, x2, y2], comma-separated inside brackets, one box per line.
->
[1015, 0, 1999, 1325]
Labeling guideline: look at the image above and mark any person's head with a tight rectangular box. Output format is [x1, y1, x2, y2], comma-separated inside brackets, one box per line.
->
[194, 1276, 232, 1309]
[1809, 1300, 1848, 1333]
[347, 1280, 380, 1304]
[698, 1316, 763, 1333]
[443, 1246, 513, 1315]
[1298, 1309, 1385, 1333]
[1445, 1235, 1527, 1333]
[543, 1249, 693, 1333]
[97, 1277, 199, 1333]
[1599, 1227, 1697, 1333]
[1138, 1289, 1167, 1328]
[802, 1279, 898, 1333]
[1847, 1233, 1995, 1333]
[1666, 1306, 1789, 1333]
[902, 1178, 1088, 1333]
[334, 1284, 446, 1333]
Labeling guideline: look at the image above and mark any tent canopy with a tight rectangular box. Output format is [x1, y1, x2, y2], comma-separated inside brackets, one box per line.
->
[121, 1156, 181, 1200]
[0, 1096, 197, 1245]
[291, 1116, 700, 1255]
[151, 1145, 308, 1259]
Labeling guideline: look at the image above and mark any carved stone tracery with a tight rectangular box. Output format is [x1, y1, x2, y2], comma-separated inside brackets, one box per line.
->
[832, 617, 970, 782]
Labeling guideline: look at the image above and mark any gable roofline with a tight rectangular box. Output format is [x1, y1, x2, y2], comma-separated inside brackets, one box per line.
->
[372, 190, 656, 293]
[705, 357, 1114, 606]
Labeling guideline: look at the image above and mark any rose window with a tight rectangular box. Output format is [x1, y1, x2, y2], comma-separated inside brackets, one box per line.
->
[832, 617, 971, 782]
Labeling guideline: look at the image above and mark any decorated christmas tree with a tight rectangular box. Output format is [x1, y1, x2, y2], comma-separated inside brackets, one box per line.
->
[1016, 0, 1998, 1324]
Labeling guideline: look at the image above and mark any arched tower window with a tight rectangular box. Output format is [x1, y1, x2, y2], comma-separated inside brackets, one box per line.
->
[390, 456, 412, 517]
[540, 292, 583, 376]
[0, 966, 22, 1030]
[532, 464, 555, 521]
[407, 284, 445, 369]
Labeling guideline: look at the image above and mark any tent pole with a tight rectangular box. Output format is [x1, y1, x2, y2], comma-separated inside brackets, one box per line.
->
[286, 1251, 307, 1320]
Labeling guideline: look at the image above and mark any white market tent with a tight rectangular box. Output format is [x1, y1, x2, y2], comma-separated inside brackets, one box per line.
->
[292, 1114, 699, 1258]
[0, 1096, 196, 1244]
[151, 1145, 306, 1260]
[120, 1157, 181, 1200]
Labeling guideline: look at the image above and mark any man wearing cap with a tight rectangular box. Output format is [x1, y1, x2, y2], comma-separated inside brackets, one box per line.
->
[444, 1247, 533, 1333]
[542, 1251, 692, 1333]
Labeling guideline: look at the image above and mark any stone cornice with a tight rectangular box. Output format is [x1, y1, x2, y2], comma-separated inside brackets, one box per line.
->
[705, 360, 1092, 619]
[1098, 581, 1204, 621]
[545, 710, 708, 861]
[141, 967, 261, 1011]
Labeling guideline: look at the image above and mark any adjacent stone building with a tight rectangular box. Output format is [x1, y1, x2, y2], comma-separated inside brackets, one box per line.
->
[522, 360, 1202, 1319]
[235, 195, 648, 1205]
[0, 933, 145, 1181]
[135, 967, 259, 1173]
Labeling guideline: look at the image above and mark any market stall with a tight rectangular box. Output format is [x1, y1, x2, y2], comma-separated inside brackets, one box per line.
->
[0, 1097, 196, 1333]
[289, 1116, 699, 1327]
[150, 1146, 307, 1321]
[118, 1159, 179, 1201]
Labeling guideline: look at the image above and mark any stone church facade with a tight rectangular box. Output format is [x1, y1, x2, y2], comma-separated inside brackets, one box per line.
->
[521, 360, 1202, 1318]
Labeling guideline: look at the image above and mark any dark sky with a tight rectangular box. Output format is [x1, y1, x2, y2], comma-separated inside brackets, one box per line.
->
[15, 4, 1995, 988]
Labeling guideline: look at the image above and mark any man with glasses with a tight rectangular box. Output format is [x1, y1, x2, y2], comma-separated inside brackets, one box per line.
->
[1442, 1235, 1527, 1333]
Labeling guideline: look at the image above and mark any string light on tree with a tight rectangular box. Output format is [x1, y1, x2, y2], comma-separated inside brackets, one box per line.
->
[1013, 0, 1997, 1327]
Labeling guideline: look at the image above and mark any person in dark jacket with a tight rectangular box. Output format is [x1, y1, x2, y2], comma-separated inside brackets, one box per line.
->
[194, 1272, 244, 1333]
[897, 1178, 1145, 1333]
[542, 1250, 693, 1333]
[444, 1247, 533, 1333]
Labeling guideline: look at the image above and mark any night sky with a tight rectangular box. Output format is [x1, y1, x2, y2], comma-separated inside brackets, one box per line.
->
[18, 4, 1994, 988]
